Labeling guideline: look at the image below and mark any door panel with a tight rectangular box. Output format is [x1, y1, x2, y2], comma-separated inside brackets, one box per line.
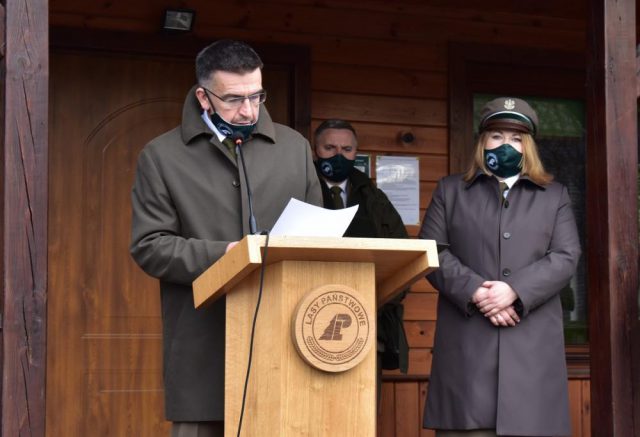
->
[47, 50, 293, 436]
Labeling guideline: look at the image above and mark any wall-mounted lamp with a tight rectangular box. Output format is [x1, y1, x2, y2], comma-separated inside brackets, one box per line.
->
[163, 9, 196, 32]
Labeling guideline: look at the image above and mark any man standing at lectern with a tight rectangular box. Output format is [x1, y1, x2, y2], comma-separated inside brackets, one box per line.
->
[130, 40, 321, 436]
[313, 119, 410, 378]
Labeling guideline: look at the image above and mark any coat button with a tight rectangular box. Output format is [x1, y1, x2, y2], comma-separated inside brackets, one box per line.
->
[504, 200, 509, 208]
[503, 232, 511, 239]
[502, 268, 511, 277]
[232, 180, 240, 188]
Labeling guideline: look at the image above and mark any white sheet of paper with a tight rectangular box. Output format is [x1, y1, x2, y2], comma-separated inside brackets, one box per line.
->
[376, 155, 421, 225]
[270, 198, 358, 237]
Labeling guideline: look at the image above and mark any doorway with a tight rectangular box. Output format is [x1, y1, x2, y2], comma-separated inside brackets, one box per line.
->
[47, 30, 309, 436]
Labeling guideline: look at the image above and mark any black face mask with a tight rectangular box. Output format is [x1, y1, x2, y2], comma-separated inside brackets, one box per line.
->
[209, 111, 256, 141]
[316, 154, 355, 182]
[203, 90, 257, 140]
[484, 143, 523, 178]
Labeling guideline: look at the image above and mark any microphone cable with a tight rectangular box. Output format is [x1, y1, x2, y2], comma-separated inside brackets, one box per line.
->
[231, 131, 270, 435]
[234, 133, 258, 235]
[236, 230, 270, 437]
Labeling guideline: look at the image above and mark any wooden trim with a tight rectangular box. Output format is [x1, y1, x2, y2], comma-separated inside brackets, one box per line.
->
[381, 344, 591, 382]
[586, 0, 638, 435]
[2, 0, 49, 436]
[0, 4, 5, 59]
[566, 345, 591, 379]
[254, 43, 311, 138]
[50, 27, 311, 135]
[636, 44, 640, 98]
[448, 44, 472, 174]
[0, 2, 5, 428]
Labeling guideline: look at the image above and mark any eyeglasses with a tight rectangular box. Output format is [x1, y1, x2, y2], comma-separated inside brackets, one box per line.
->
[202, 87, 267, 108]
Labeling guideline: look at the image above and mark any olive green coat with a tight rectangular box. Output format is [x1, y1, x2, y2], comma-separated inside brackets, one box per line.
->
[130, 87, 322, 420]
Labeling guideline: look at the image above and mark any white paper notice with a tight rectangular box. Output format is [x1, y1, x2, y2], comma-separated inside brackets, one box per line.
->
[270, 198, 358, 237]
[376, 156, 421, 225]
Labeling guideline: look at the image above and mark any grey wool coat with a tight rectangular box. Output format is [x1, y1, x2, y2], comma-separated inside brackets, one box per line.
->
[130, 86, 322, 421]
[419, 172, 581, 436]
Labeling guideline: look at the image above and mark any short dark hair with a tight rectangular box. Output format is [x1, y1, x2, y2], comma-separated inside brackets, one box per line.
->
[195, 40, 264, 84]
[313, 119, 358, 144]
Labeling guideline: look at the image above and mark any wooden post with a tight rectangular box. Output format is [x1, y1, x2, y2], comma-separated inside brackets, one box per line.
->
[636, 44, 640, 98]
[1, 0, 49, 436]
[587, 0, 639, 435]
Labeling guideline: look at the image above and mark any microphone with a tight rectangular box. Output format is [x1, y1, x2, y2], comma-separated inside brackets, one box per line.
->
[232, 132, 259, 235]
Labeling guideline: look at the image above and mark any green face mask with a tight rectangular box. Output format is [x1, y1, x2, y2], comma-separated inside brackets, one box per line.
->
[484, 143, 522, 178]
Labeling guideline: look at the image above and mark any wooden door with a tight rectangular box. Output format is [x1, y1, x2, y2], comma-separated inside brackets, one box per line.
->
[47, 48, 296, 436]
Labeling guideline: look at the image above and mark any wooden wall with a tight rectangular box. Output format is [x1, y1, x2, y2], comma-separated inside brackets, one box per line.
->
[49, 1, 591, 435]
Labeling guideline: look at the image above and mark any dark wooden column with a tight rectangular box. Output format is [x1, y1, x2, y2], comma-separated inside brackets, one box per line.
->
[587, 0, 639, 436]
[636, 44, 640, 98]
[1, 0, 49, 436]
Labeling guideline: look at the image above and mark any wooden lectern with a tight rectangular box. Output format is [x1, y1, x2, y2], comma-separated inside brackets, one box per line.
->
[192, 235, 439, 437]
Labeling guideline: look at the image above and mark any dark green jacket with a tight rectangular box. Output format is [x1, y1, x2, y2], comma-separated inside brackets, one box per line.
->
[317, 166, 409, 372]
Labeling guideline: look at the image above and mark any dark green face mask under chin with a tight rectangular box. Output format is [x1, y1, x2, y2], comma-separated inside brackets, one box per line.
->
[484, 143, 522, 178]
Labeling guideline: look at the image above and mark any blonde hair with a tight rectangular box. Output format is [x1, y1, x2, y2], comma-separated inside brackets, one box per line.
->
[463, 131, 553, 185]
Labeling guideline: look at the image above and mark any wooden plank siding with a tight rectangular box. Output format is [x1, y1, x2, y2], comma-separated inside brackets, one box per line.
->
[377, 378, 591, 437]
[2, 0, 49, 436]
[49, 0, 593, 435]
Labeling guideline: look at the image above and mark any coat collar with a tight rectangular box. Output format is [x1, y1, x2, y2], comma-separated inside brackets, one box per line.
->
[347, 168, 372, 191]
[180, 84, 277, 145]
[465, 170, 546, 190]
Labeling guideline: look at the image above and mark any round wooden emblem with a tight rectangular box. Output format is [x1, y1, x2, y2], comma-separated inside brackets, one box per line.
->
[291, 284, 373, 373]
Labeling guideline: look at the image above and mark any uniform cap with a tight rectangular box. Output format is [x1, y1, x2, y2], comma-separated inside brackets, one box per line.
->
[479, 97, 539, 135]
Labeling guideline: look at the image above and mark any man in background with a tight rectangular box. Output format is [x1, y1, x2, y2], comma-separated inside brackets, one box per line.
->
[313, 119, 409, 376]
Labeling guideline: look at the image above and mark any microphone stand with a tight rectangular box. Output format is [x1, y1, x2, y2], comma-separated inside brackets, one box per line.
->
[232, 132, 259, 235]
[231, 131, 271, 437]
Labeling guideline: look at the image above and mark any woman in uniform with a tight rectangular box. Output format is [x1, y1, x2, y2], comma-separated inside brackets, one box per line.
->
[420, 97, 581, 437]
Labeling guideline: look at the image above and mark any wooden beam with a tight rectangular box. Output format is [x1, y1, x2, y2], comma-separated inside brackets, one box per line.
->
[637, 44, 640, 98]
[0, 4, 5, 59]
[586, 0, 639, 436]
[0, 2, 4, 430]
[2, 0, 49, 436]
